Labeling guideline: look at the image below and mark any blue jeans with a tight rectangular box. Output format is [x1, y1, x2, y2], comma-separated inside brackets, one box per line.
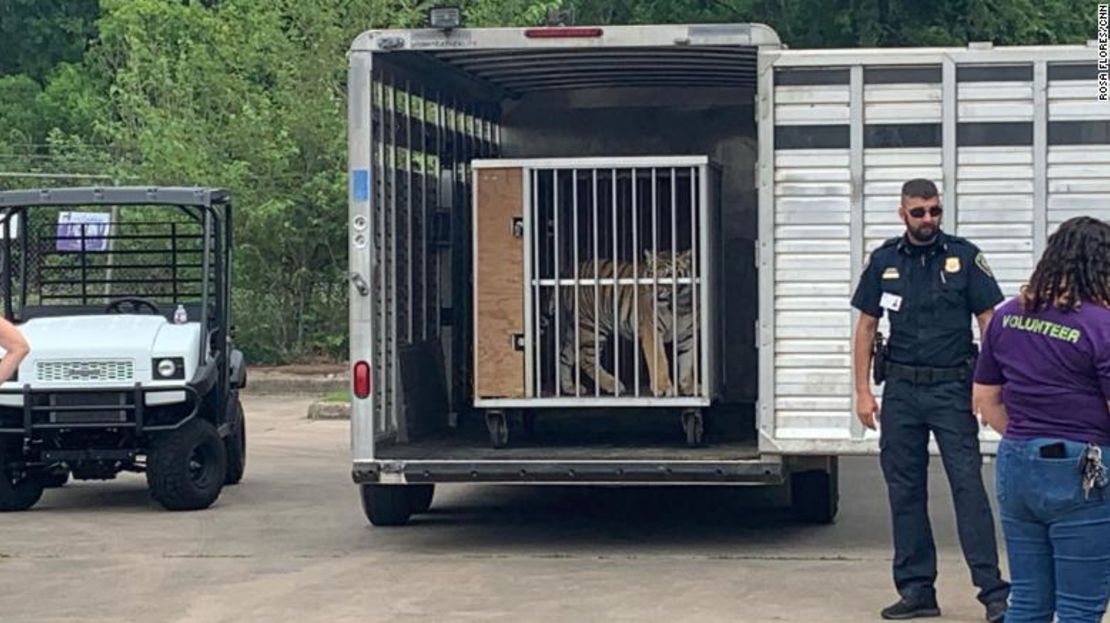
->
[996, 437, 1110, 622]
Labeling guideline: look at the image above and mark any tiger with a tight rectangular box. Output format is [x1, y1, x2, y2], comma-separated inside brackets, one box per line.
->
[544, 249, 697, 397]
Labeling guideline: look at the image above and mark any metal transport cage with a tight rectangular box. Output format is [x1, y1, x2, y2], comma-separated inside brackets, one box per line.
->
[472, 157, 720, 408]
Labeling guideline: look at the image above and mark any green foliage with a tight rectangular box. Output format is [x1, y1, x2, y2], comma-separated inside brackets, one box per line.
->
[0, 0, 1099, 362]
[0, 75, 43, 143]
[565, 0, 1096, 47]
[0, 0, 98, 82]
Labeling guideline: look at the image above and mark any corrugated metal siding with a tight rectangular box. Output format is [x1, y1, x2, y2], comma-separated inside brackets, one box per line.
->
[864, 82, 941, 124]
[956, 146, 1035, 296]
[764, 45, 1103, 454]
[772, 142, 853, 438]
[953, 69, 1035, 297]
[1047, 71, 1110, 230]
[1048, 146, 1110, 230]
[774, 85, 849, 125]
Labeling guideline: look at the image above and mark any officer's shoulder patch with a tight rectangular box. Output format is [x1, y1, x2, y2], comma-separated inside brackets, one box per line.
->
[975, 252, 993, 276]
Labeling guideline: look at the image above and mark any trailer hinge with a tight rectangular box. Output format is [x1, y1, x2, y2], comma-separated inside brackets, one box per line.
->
[349, 272, 370, 297]
[754, 320, 761, 349]
[753, 244, 760, 267]
[511, 333, 525, 351]
[511, 216, 524, 239]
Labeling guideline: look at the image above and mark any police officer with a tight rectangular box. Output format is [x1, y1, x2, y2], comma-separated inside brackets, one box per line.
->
[851, 178, 1010, 621]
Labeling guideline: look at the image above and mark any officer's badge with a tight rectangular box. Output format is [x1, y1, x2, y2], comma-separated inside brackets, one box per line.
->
[975, 252, 993, 276]
[882, 267, 900, 280]
[944, 256, 961, 273]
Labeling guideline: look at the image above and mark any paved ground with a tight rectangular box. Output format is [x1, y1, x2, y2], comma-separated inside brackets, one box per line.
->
[0, 393, 1017, 623]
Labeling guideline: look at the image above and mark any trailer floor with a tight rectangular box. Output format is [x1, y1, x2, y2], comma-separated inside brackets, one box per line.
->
[378, 408, 761, 461]
[379, 437, 761, 461]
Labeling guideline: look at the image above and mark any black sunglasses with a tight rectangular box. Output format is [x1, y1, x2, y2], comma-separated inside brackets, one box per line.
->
[908, 205, 943, 218]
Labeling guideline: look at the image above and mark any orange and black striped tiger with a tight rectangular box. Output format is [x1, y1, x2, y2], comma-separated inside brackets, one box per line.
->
[545, 249, 696, 397]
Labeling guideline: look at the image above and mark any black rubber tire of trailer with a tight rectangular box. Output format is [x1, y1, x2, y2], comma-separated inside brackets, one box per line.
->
[361, 484, 414, 526]
[407, 484, 435, 514]
[790, 458, 839, 524]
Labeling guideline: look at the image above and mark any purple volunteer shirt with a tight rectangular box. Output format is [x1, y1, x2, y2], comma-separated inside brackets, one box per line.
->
[974, 297, 1110, 444]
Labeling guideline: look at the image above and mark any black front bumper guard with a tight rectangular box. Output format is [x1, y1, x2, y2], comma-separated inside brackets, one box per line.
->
[0, 383, 201, 437]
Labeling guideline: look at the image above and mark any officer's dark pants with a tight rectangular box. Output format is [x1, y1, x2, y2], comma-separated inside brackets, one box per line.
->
[880, 378, 1010, 605]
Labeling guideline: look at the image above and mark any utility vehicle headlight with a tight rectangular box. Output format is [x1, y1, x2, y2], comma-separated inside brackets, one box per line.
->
[153, 357, 185, 380]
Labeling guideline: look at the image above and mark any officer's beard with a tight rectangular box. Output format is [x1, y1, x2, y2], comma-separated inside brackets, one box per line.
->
[906, 222, 939, 245]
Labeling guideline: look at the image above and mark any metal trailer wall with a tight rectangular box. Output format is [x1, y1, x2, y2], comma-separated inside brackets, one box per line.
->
[349, 56, 501, 452]
[759, 43, 1109, 455]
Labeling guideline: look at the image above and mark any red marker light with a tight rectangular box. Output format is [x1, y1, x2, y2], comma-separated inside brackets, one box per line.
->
[353, 361, 372, 398]
[524, 27, 603, 38]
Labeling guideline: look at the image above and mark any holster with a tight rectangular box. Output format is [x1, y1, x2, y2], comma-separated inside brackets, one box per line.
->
[872, 331, 887, 386]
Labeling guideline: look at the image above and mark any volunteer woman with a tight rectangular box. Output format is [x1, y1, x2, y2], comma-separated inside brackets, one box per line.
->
[974, 216, 1110, 622]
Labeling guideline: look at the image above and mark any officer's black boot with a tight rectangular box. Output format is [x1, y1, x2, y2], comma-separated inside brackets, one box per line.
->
[880, 594, 941, 620]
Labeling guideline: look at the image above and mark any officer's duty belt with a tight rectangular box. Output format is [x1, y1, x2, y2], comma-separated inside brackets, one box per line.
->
[885, 362, 968, 384]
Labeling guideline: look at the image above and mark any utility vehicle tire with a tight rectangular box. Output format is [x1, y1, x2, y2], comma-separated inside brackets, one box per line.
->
[39, 469, 70, 488]
[360, 484, 412, 526]
[0, 443, 44, 511]
[147, 418, 227, 511]
[407, 484, 435, 514]
[224, 400, 246, 485]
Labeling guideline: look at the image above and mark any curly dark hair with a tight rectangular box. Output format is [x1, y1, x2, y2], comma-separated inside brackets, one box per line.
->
[1022, 216, 1110, 312]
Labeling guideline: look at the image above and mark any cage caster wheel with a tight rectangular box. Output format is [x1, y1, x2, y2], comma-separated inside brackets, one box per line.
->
[486, 410, 510, 449]
[681, 409, 705, 448]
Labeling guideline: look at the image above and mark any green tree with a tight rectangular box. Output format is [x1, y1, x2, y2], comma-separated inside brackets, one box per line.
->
[0, 0, 98, 82]
[563, 0, 1095, 47]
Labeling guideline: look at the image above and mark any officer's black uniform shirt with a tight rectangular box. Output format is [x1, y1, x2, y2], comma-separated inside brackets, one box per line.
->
[850, 230, 1004, 368]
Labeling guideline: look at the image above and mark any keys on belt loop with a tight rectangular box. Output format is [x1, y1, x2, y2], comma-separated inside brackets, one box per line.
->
[1081, 444, 1108, 501]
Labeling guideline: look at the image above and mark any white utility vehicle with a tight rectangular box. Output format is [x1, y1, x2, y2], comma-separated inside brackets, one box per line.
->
[0, 187, 246, 511]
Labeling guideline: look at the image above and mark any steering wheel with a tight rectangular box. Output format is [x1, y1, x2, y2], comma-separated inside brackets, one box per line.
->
[104, 297, 162, 315]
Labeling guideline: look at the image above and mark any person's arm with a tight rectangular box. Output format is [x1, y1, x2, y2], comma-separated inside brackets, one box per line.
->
[974, 383, 1008, 434]
[849, 253, 885, 431]
[853, 312, 881, 430]
[0, 316, 29, 384]
[972, 305, 1007, 433]
[975, 308, 994, 338]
